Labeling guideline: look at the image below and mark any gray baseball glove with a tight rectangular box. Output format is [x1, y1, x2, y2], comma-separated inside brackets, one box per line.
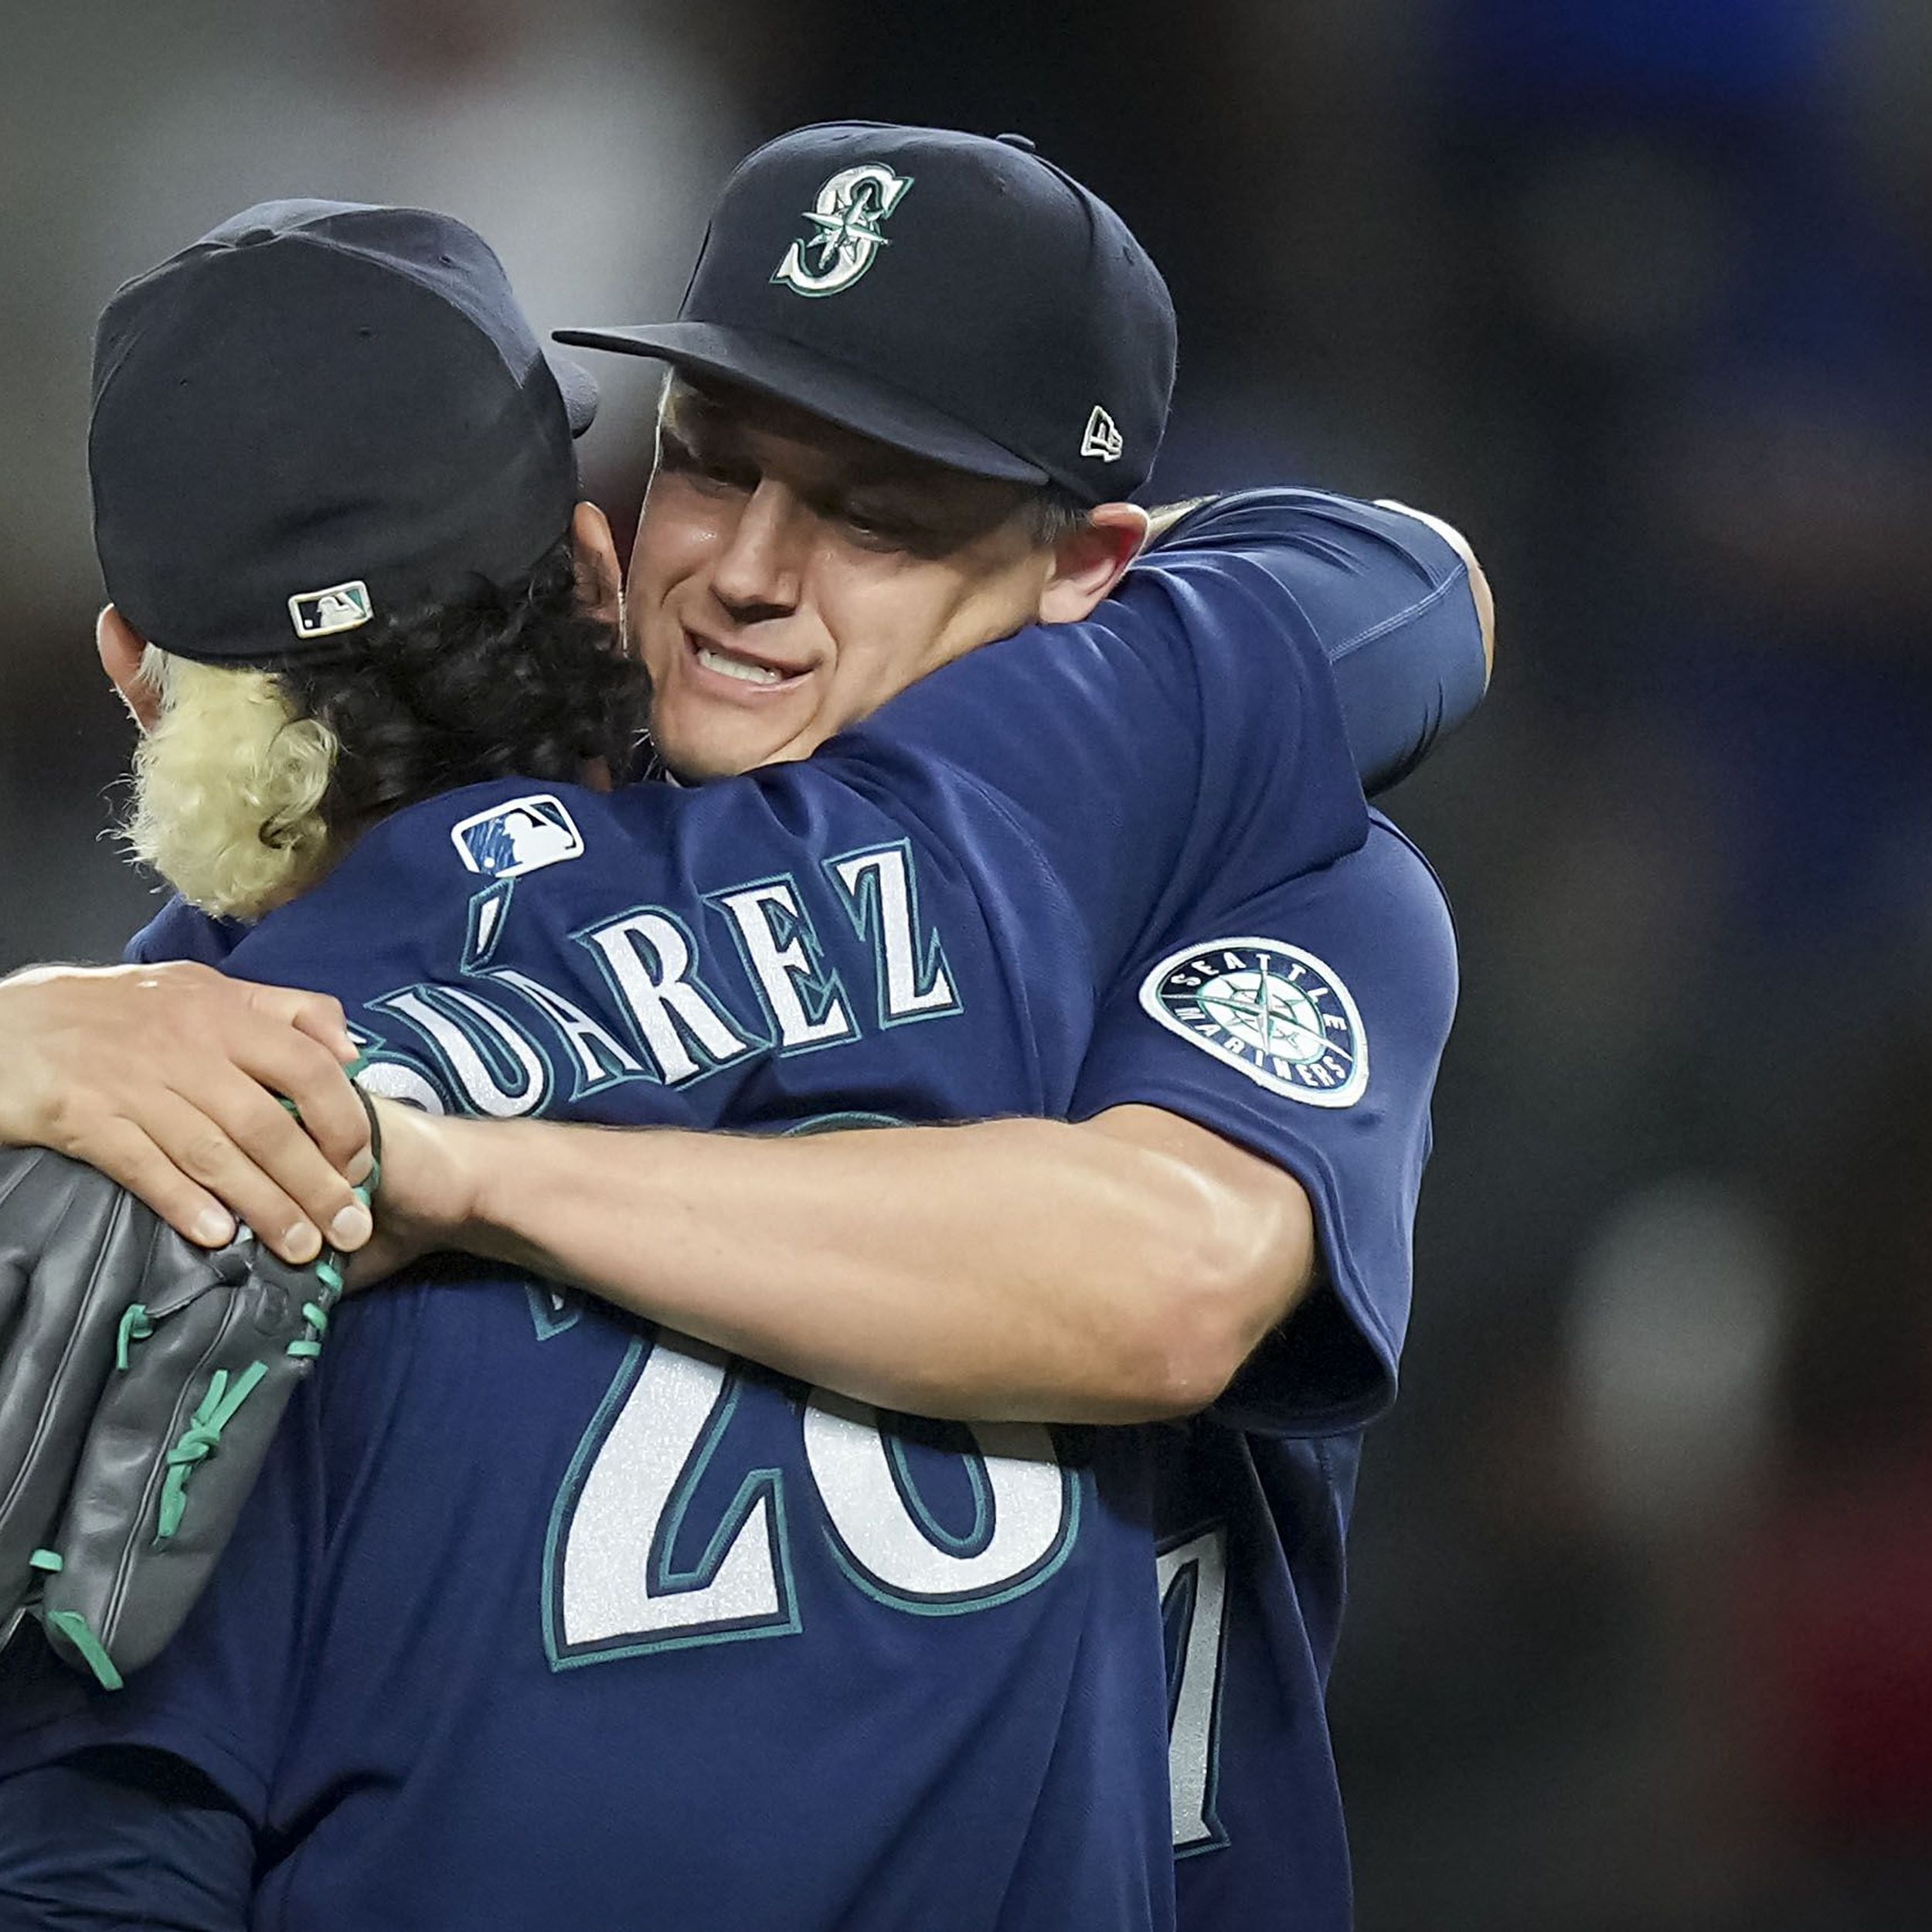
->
[0, 1104, 375, 1686]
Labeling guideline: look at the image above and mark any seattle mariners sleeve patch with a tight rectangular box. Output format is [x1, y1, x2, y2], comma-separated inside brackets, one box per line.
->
[1138, 939, 1368, 1107]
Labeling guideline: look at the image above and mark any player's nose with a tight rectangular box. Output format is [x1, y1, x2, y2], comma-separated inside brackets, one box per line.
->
[710, 479, 804, 624]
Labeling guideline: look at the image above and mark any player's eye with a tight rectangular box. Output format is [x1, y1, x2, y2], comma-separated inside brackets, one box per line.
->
[660, 429, 755, 494]
[835, 498, 933, 553]
[840, 508, 898, 545]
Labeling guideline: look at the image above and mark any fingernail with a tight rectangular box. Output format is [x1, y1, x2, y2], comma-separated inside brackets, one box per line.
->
[193, 1209, 236, 1248]
[346, 1148, 375, 1187]
[328, 1203, 373, 1251]
[285, 1223, 322, 1264]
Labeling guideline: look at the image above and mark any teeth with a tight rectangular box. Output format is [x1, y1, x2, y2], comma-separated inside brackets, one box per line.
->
[697, 645, 783, 686]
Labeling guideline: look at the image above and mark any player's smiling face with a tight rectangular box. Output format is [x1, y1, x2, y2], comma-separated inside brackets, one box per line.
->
[627, 376, 1063, 781]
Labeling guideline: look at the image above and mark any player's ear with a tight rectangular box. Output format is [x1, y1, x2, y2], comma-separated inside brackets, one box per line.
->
[570, 501, 623, 626]
[1036, 502, 1150, 624]
[97, 605, 162, 733]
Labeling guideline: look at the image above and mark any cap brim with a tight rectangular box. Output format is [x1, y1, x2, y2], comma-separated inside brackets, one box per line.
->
[546, 350, 599, 437]
[551, 321, 1048, 485]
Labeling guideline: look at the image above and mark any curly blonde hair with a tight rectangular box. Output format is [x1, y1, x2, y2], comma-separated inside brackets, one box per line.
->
[116, 536, 651, 923]
[122, 648, 342, 920]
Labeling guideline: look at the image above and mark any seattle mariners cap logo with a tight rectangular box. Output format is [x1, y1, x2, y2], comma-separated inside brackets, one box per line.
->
[288, 580, 372, 639]
[1139, 939, 1368, 1107]
[450, 794, 585, 880]
[1080, 406, 1123, 463]
[772, 165, 913, 297]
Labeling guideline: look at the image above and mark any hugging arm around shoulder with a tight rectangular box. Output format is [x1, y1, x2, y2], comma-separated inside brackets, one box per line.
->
[327, 492, 1480, 1422]
[1148, 488, 1492, 796]
[114, 488, 1484, 1429]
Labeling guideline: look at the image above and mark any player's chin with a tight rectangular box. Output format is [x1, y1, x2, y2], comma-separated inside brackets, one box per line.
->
[651, 696, 811, 782]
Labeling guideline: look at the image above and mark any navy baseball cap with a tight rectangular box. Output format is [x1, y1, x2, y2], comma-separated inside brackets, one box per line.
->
[90, 199, 599, 668]
[555, 123, 1176, 506]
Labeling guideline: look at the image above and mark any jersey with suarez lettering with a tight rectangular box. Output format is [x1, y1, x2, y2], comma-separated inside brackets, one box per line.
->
[0, 494, 1476, 1932]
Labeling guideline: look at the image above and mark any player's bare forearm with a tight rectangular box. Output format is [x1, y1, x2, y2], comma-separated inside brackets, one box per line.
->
[369, 1100, 1315, 1424]
[0, 962, 373, 1264]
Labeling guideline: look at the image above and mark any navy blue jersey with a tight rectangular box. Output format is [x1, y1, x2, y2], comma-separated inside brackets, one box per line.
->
[0, 492, 1471, 1931]
[1073, 818, 1458, 1930]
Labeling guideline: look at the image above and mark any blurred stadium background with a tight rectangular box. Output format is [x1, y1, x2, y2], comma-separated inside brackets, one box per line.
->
[4, 3, 1930, 1926]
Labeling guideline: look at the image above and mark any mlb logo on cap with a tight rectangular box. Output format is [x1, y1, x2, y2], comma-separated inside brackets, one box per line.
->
[289, 580, 374, 639]
[450, 794, 585, 880]
[90, 199, 599, 668]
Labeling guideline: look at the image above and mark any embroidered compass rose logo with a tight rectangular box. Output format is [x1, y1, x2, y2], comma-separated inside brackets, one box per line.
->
[773, 164, 913, 297]
[1139, 939, 1368, 1107]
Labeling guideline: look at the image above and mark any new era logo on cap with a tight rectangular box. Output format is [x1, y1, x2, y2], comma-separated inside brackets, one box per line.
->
[1080, 406, 1123, 463]
[289, 580, 373, 638]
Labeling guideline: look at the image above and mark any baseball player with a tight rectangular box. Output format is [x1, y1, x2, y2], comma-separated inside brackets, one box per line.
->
[0, 131, 1485, 1930]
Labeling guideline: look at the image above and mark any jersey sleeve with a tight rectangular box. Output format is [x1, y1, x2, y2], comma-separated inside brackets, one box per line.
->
[121, 897, 247, 969]
[0, 1749, 253, 1930]
[1154, 494, 1489, 795]
[821, 488, 1479, 999]
[1068, 816, 1458, 1434]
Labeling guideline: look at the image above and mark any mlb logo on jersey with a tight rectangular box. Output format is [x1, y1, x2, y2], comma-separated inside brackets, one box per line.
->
[287, 580, 373, 638]
[450, 794, 586, 880]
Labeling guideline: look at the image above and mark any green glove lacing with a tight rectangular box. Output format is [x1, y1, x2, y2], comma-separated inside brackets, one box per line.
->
[287, 1300, 331, 1359]
[44, 1609, 123, 1692]
[25, 1552, 124, 1692]
[116, 1303, 153, 1370]
[155, 1362, 270, 1543]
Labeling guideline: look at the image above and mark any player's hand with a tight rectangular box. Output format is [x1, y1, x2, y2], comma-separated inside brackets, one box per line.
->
[343, 1095, 477, 1292]
[0, 962, 374, 1266]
